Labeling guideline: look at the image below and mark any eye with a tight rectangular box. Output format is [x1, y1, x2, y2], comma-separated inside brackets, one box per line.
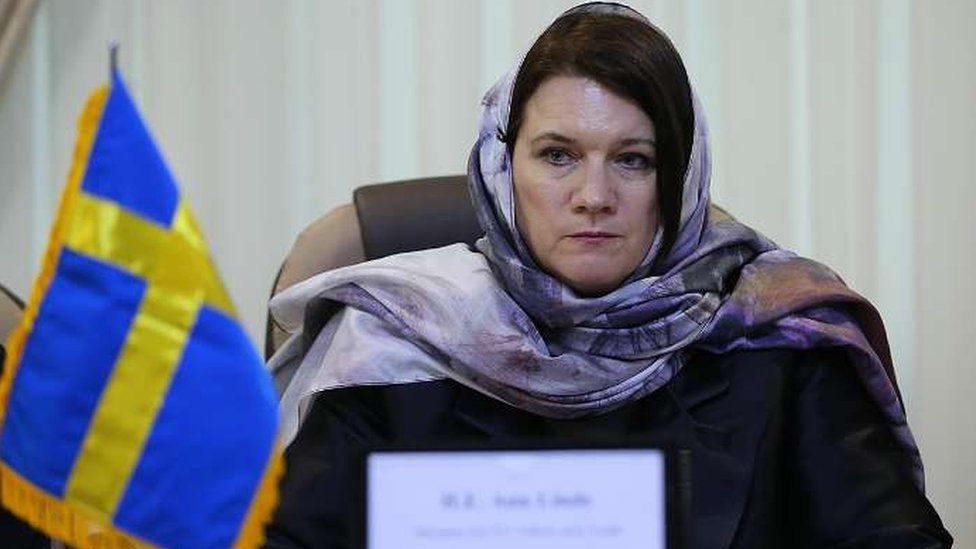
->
[615, 152, 655, 172]
[539, 147, 575, 166]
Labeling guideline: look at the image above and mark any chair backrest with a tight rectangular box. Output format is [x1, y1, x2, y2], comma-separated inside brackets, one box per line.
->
[1, 284, 25, 373]
[264, 175, 482, 359]
[0, 284, 24, 352]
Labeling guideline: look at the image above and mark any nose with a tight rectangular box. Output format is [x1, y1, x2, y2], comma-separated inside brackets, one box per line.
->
[571, 162, 616, 214]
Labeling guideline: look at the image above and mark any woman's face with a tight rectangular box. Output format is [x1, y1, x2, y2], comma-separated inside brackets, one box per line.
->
[512, 75, 659, 295]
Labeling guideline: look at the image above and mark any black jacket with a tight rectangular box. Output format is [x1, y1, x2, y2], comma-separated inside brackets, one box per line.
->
[265, 348, 951, 549]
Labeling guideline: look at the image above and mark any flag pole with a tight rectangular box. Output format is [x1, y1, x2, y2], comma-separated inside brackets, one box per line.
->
[109, 43, 119, 77]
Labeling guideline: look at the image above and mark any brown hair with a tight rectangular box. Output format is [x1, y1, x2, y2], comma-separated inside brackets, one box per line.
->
[504, 5, 694, 269]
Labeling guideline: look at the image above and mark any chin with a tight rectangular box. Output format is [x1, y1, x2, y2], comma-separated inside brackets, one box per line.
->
[562, 272, 627, 296]
[545, 258, 636, 296]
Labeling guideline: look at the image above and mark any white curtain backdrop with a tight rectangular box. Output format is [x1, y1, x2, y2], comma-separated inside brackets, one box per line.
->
[1, 0, 973, 543]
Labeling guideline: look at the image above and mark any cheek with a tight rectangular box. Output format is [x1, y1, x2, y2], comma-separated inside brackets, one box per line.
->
[623, 186, 659, 244]
[634, 177, 659, 221]
[513, 164, 559, 242]
[513, 183, 553, 250]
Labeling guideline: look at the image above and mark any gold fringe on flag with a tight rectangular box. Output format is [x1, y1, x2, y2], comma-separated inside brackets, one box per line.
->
[1, 464, 155, 549]
[233, 442, 285, 549]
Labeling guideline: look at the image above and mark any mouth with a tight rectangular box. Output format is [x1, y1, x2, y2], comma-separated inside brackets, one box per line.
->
[567, 231, 621, 242]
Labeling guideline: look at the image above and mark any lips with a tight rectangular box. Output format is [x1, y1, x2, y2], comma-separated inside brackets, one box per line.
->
[567, 231, 621, 245]
[568, 231, 620, 238]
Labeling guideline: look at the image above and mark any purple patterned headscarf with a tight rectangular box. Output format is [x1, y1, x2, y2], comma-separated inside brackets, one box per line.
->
[270, 2, 921, 487]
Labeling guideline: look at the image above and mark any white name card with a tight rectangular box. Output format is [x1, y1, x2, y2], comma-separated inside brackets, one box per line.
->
[366, 448, 667, 549]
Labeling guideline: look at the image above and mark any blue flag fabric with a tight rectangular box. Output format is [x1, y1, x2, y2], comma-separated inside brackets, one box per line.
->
[0, 71, 281, 549]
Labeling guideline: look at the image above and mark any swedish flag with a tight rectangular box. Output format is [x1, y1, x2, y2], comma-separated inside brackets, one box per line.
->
[0, 71, 281, 548]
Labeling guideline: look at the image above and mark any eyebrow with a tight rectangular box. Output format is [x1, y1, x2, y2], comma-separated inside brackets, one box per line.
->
[530, 131, 576, 145]
[529, 131, 656, 147]
[620, 137, 656, 147]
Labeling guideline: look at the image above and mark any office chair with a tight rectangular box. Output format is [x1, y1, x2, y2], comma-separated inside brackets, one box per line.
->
[264, 175, 482, 359]
[0, 283, 24, 353]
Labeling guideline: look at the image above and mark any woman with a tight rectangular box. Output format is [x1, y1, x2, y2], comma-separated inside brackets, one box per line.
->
[265, 3, 951, 548]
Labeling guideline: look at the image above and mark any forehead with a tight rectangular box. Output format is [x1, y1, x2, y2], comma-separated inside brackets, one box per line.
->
[521, 75, 655, 140]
